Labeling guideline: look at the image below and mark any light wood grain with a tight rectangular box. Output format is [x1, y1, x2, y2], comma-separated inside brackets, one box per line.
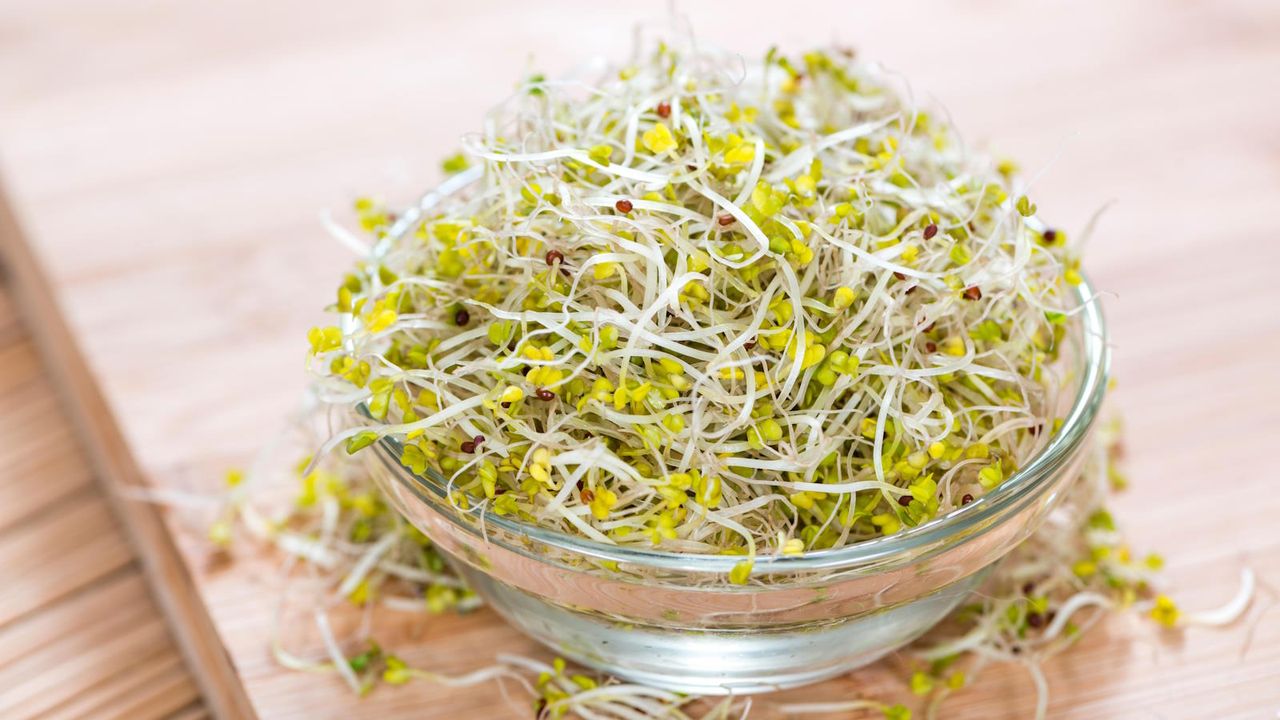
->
[0, 282, 204, 719]
[0, 184, 250, 717]
[0, 385, 92, 532]
[0, 572, 153, 668]
[1, 1, 1278, 718]
[0, 493, 133, 625]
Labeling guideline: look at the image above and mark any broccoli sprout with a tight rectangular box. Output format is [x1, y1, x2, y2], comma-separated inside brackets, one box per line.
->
[307, 37, 1085, 573]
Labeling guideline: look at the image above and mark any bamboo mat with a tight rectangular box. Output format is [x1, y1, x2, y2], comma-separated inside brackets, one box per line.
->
[0, 276, 206, 720]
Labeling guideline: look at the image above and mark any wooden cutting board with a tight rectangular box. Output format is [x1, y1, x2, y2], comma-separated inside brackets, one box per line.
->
[1, 1, 1277, 717]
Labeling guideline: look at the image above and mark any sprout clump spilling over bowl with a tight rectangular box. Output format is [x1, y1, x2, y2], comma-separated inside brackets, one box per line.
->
[308, 40, 1082, 573]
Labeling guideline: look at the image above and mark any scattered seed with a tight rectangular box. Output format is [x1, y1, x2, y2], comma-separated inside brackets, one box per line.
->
[961, 493, 975, 505]
[1027, 613, 1045, 628]
[460, 440, 476, 453]
[656, 101, 671, 118]
[963, 286, 982, 301]
[535, 388, 555, 401]
[923, 223, 938, 239]
[454, 308, 470, 326]
[580, 489, 595, 503]
[897, 495, 913, 507]
[615, 199, 634, 213]
[718, 214, 735, 226]
[1043, 229, 1058, 243]
[545, 249, 564, 266]
[925, 341, 937, 353]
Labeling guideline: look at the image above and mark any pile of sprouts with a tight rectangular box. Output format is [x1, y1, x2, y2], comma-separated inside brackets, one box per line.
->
[308, 37, 1086, 571]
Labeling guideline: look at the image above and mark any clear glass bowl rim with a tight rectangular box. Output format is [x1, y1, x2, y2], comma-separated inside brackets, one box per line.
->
[373, 275, 1108, 574]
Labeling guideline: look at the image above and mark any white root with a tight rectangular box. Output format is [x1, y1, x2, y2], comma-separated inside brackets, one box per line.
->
[1182, 568, 1256, 627]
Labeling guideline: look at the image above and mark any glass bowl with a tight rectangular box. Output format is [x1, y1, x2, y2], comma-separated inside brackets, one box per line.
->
[365, 279, 1108, 695]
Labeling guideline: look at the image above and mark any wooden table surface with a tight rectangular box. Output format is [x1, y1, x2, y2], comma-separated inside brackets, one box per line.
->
[0, 276, 205, 719]
[1, 1, 1278, 718]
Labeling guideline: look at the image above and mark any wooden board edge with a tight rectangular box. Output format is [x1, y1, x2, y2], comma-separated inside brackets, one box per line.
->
[0, 174, 259, 720]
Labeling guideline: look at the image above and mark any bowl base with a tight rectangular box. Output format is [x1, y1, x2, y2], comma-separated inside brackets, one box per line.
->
[457, 563, 989, 695]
